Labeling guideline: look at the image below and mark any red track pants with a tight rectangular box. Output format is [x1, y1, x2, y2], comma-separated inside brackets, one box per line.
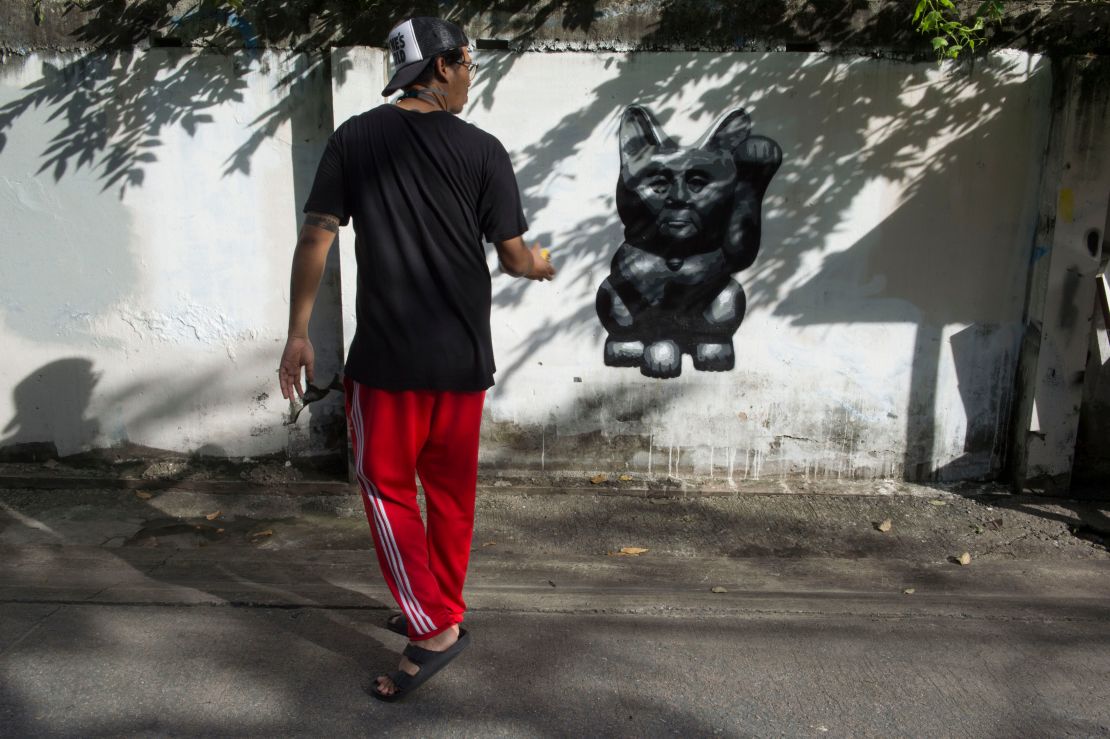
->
[344, 377, 485, 641]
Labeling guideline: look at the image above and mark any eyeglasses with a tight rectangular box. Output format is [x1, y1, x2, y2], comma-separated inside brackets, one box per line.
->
[456, 59, 479, 76]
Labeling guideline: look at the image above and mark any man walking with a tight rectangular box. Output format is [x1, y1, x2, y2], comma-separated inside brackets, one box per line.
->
[278, 16, 554, 702]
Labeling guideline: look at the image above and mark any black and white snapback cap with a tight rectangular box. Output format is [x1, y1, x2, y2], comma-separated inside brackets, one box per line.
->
[382, 17, 469, 96]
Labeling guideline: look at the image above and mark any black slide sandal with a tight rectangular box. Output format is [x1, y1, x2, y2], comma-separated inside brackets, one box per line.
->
[372, 629, 471, 703]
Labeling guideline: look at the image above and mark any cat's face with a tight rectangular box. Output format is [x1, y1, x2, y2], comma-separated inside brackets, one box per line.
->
[616, 106, 751, 253]
[622, 148, 737, 244]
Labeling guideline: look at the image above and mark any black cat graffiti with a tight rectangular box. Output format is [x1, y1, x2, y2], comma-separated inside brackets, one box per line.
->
[596, 105, 782, 378]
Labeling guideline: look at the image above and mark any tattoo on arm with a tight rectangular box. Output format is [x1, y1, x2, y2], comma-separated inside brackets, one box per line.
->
[304, 212, 341, 233]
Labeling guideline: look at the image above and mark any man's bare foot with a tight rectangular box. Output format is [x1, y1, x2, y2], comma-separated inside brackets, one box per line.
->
[375, 624, 460, 697]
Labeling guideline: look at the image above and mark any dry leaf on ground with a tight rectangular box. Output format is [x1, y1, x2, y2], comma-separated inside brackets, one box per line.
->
[135, 491, 153, 500]
[957, 552, 972, 566]
[929, 500, 947, 506]
[481, 541, 496, 547]
[590, 473, 608, 484]
[711, 586, 728, 593]
[249, 529, 274, 540]
[619, 474, 633, 482]
[903, 588, 916, 595]
[205, 510, 222, 521]
[619, 546, 648, 556]
[877, 518, 893, 532]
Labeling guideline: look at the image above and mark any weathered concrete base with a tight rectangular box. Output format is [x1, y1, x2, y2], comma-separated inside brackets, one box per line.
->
[2, 482, 1106, 558]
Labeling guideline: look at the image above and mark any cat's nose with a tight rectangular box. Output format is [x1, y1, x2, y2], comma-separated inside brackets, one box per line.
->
[667, 180, 691, 203]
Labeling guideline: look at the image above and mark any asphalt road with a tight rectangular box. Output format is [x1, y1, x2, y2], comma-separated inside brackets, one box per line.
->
[1, 483, 1108, 737]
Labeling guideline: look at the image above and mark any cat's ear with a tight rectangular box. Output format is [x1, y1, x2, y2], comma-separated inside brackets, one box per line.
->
[619, 106, 669, 163]
[701, 109, 751, 152]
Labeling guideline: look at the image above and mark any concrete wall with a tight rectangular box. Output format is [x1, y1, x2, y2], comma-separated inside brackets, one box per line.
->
[331, 48, 1052, 481]
[0, 49, 344, 461]
[0, 46, 1077, 483]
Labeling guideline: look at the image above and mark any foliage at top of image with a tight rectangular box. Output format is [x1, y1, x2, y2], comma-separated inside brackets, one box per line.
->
[913, 0, 1004, 60]
[19, 0, 1110, 59]
[913, 0, 1110, 60]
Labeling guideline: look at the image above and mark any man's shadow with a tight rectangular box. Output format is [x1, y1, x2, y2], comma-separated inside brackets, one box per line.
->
[0, 358, 100, 461]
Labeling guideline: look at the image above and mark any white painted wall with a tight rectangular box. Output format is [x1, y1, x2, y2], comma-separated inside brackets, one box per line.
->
[453, 50, 1049, 480]
[0, 50, 337, 459]
[1, 47, 1062, 481]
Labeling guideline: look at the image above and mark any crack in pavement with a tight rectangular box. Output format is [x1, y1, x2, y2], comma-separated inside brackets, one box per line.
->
[1, 598, 1107, 624]
[0, 603, 63, 659]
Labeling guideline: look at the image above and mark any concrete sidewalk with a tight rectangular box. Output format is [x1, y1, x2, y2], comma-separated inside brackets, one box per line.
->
[1, 482, 1108, 737]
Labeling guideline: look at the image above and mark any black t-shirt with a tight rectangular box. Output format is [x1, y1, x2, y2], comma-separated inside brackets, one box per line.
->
[304, 105, 528, 391]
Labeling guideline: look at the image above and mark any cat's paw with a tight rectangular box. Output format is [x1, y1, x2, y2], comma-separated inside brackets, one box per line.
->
[693, 342, 735, 371]
[642, 340, 682, 379]
[604, 339, 644, 367]
[738, 135, 783, 168]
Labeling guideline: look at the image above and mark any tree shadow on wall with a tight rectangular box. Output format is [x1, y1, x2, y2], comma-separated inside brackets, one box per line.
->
[0, 0, 1069, 485]
[2, 0, 929, 199]
[0, 0, 623, 196]
[475, 34, 1049, 484]
[0, 0, 619, 460]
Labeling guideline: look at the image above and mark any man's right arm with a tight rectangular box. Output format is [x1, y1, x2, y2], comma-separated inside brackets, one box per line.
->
[279, 212, 340, 400]
[496, 236, 555, 281]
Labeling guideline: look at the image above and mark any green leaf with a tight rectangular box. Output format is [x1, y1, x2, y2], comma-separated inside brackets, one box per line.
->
[913, 1, 927, 23]
[939, 0, 956, 9]
[932, 36, 950, 50]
